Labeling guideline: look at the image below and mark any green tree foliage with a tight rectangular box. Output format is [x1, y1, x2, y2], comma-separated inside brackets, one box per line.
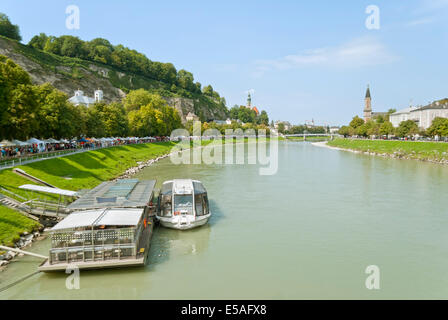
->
[0, 55, 37, 139]
[0, 56, 186, 139]
[123, 89, 165, 112]
[34, 83, 82, 139]
[396, 120, 419, 137]
[277, 122, 285, 134]
[427, 117, 448, 137]
[259, 110, 269, 126]
[349, 116, 364, 129]
[379, 121, 394, 136]
[28, 33, 48, 50]
[0, 13, 21, 41]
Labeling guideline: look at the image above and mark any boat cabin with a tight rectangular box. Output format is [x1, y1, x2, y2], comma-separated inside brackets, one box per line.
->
[39, 179, 156, 271]
[157, 179, 210, 230]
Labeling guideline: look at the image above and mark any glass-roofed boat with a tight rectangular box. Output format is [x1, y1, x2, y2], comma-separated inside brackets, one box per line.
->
[156, 179, 211, 230]
[38, 179, 156, 272]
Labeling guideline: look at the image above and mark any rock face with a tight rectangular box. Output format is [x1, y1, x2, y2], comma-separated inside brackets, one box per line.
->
[0, 37, 228, 122]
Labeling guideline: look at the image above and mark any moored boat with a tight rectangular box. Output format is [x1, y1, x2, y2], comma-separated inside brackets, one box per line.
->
[156, 179, 211, 230]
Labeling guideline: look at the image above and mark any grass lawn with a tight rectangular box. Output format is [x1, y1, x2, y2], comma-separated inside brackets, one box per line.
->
[0, 206, 41, 247]
[327, 139, 448, 161]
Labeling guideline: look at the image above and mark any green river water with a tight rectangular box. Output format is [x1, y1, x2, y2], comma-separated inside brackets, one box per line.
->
[1, 141, 448, 299]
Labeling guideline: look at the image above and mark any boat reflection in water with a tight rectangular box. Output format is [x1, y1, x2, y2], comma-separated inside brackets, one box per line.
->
[156, 179, 211, 230]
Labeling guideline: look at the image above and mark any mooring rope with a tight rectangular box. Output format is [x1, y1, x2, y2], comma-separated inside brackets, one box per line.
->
[0, 270, 41, 293]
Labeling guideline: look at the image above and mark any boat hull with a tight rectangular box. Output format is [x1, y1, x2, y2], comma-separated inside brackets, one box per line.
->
[157, 214, 210, 230]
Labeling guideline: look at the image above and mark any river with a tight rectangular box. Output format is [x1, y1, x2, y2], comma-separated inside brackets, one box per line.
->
[1, 141, 448, 299]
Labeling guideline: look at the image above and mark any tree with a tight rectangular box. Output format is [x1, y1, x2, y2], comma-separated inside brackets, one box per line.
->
[0, 55, 37, 139]
[396, 120, 419, 137]
[379, 121, 394, 136]
[177, 69, 194, 91]
[123, 89, 167, 112]
[202, 85, 214, 96]
[338, 126, 352, 137]
[0, 13, 21, 41]
[259, 110, 269, 126]
[34, 83, 79, 138]
[101, 102, 128, 137]
[349, 116, 364, 129]
[427, 117, 448, 137]
[277, 122, 285, 134]
[28, 33, 48, 50]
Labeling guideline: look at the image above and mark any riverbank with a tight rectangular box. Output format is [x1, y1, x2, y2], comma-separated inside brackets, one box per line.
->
[323, 138, 448, 164]
[286, 136, 330, 141]
[0, 142, 176, 250]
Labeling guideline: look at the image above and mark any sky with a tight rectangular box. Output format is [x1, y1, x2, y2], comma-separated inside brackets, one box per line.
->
[1, 0, 448, 126]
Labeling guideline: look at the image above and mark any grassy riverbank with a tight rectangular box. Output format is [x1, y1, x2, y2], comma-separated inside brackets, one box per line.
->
[0, 142, 175, 245]
[327, 138, 448, 162]
[0, 207, 41, 247]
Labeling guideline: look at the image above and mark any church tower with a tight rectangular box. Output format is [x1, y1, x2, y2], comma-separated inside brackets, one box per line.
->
[247, 93, 252, 108]
[363, 85, 372, 122]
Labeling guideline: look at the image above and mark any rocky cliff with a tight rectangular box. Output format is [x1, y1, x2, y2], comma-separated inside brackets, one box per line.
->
[0, 36, 228, 122]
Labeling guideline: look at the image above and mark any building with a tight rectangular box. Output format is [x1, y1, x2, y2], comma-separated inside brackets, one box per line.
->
[69, 89, 103, 107]
[186, 112, 199, 122]
[362, 85, 388, 122]
[390, 100, 448, 130]
[329, 126, 340, 134]
[389, 106, 417, 127]
[274, 120, 291, 131]
[246, 93, 260, 116]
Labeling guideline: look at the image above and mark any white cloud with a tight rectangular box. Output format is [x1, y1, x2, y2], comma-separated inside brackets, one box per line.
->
[253, 37, 397, 76]
[245, 89, 255, 95]
[405, 17, 435, 26]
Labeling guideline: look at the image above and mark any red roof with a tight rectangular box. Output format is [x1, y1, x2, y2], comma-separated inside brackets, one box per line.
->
[252, 106, 259, 115]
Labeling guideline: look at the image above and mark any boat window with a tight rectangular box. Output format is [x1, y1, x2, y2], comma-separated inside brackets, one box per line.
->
[174, 194, 193, 215]
[203, 195, 209, 215]
[161, 194, 172, 217]
[195, 194, 204, 216]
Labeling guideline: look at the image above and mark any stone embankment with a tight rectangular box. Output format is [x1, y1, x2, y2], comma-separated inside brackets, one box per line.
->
[115, 152, 175, 179]
[0, 227, 45, 270]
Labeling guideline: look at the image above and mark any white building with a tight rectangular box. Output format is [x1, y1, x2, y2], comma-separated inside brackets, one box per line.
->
[69, 89, 103, 107]
[390, 101, 448, 130]
[185, 112, 199, 122]
[389, 106, 417, 127]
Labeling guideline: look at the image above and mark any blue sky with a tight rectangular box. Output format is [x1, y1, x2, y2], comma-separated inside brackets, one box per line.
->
[2, 0, 448, 125]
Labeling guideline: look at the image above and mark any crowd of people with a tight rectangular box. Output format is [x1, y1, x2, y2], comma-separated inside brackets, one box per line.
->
[0, 136, 170, 160]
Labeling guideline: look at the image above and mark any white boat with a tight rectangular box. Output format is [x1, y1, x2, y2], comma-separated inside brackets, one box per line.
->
[156, 179, 211, 230]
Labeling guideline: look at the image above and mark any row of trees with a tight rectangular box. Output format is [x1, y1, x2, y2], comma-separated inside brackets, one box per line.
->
[339, 115, 448, 138]
[281, 124, 326, 135]
[27, 33, 224, 101]
[0, 55, 182, 139]
[229, 105, 269, 125]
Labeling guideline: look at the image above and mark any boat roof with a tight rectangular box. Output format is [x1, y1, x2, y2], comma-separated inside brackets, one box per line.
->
[51, 208, 144, 231]
[19, 184, 78, 197]
[160, 179, 207, 195]
[67, 179, 156, 210]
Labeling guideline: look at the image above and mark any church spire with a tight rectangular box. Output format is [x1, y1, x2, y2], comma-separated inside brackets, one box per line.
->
[365, 85, 371, 99]
[247, 92, 252, 107]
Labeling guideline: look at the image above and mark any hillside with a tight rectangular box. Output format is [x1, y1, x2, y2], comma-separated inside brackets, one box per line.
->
[0, 36, 228, 122]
